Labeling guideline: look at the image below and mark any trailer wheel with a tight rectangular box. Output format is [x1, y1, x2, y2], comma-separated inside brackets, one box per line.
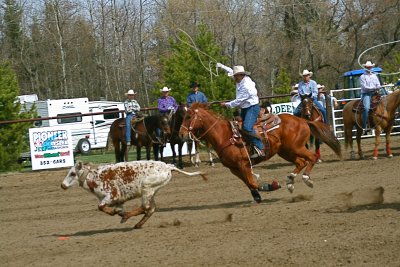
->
[77, 139, 91, 154]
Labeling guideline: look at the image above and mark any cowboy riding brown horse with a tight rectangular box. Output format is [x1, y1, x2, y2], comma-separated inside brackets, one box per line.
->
[179, 103, 342, 203]
[343, 89, 400, 159]
[109, 114, 171, 162]
[300, 95, 325, 162]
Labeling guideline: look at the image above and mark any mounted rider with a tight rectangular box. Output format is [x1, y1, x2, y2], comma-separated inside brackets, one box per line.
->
[124, 89, 141, 146]
[360, 60, 381, 135]
[156, 86, 179, 143]
[293, 70, 328, 124]
[216, 63, 265, 159]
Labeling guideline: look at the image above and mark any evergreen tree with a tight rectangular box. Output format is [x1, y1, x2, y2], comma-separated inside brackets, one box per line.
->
[0, 62, 33, 171]
[156, 25, 234, 110]
[271, 68, 291, 103]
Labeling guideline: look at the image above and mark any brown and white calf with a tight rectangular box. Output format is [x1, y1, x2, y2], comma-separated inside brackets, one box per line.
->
[61, 160, 207, 229]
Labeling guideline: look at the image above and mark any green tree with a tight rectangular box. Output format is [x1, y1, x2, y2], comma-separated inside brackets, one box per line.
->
[271, 68, 291, 103]
[0, 62, 33, 171]
[156, 25, 234, 109]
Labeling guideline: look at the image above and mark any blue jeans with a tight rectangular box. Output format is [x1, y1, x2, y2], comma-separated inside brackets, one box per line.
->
[361, 92, 373, 129]
[125, 113, 134, 142]
[293, 98, 328, 124]
[241, 104, 264, 150]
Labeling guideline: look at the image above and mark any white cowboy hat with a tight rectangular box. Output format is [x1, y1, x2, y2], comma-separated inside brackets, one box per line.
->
[317, 84, 325, 89]
[125, 89, 136, 95]
[232, 65, 250, 76]
[301, 69, 313, 76]
[290, 89, 298, 95]
[363, 61, 375, 67]
[160, 86, 171, 92]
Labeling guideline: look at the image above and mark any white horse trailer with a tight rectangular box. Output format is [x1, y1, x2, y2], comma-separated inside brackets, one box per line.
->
[24, 98, 125, 154]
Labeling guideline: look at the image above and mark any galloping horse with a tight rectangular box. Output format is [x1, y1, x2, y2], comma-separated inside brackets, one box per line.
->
[343, 89, 400, 159]
[300, 95, 324, 161]
[179, 103, 342, 203]
[109, 115, 170, 162]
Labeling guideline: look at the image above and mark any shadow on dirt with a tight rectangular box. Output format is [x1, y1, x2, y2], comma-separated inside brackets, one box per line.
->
[326, 202, 400, 213]
[158, 198, 281, 213]
[344, 202, 400, 213]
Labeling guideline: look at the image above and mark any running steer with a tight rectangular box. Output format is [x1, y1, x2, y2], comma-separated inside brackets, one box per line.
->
[61, 160, 207, 229]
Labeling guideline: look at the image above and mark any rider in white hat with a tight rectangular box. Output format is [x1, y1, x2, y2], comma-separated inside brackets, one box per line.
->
[124, 89, 141, 146]
[216, 62, 265, 159]
[293, 69, 328, 124]
[360, 61, 381, 134]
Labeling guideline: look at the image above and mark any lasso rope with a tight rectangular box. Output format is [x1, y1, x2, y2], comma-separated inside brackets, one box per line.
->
[358, 40, 400, 76]
[175, 28, 221, 98]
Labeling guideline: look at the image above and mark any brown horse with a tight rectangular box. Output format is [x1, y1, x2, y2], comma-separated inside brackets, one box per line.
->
[109, 115, 171, 162]
[300, 95, 324, 161]
[179, 103, 342, 203]
[343, 89, 400, 159]
[158, 107, 216, 168]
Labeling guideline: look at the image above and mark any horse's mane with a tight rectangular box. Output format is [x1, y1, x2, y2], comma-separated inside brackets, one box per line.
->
[190, 102, 209, 109]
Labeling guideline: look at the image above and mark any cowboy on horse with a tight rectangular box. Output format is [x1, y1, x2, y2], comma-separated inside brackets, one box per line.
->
[293, 70, 328, 124]
[359, 61, 381, 135]
[124, 89, 141, 146]
[216, 63, 265, 159]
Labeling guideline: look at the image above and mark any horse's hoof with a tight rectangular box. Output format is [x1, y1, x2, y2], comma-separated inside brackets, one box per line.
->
[250, 189, 262, 203]
[350, 151, 355, 160]
[317, 159, 322, 163]
[302, 175, 314, 188]
[120, 216, 129, 224]
[372, 156, 378, 160]
[286, 184, 294, 193]
[388, 154, 393, 158]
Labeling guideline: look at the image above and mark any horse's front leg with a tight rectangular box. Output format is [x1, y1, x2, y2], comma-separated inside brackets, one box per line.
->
[385, 126, 393, 158]
[177, 142, 184, 169]
[145, 146, 151, 160]
[315, 138, 321, 163]
[136, 145, 141, 161]
[230, 167, 262, 203]
[372, 127, 382, 160]
[123, 143, 129, 162]
[356, 128, 364, 159]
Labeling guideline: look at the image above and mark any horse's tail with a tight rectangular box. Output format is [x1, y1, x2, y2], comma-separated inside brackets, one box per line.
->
[306, 121, 342, 160]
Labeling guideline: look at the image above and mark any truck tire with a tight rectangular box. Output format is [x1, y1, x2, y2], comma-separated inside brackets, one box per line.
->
[77, 139, 91, 154]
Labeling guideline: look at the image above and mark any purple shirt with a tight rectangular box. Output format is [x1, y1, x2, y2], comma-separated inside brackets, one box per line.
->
[157, 96, 178, 113]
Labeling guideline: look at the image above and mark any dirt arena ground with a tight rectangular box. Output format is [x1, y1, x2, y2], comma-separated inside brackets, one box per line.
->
[0, 136, 399, 266]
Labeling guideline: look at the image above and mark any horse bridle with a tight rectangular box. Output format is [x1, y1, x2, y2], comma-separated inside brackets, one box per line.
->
[180, 109, 219, 142]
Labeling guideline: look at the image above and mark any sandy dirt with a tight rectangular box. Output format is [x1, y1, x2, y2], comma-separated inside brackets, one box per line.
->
[0, 136, 399, 266]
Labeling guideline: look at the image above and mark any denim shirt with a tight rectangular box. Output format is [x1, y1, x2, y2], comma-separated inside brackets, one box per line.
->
[298, 80, 318, 99]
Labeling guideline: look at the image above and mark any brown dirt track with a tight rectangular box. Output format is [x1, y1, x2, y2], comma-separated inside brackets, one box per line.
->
[1, 136, 399, 267]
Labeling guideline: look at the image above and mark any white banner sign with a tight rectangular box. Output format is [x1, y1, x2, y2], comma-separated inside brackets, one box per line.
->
[270, 101, 299, 115]
[29, 126, 74, 170]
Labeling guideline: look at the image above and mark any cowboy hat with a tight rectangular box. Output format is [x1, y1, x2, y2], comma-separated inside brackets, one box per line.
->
[160, 86, 171, 92]
[190, 82, 200, 88]
[232, 65, 250, 76]
[125, 89, 136, 95]
[301, 69, 313, 76]
[363, 61, 375, 67]
[317, 84, 325, 89]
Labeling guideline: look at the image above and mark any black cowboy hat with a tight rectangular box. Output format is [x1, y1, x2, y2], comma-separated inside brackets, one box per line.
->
[190, 82, 200, 88]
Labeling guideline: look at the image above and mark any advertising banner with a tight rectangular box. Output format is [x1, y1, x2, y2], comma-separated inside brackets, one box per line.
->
[270, 101, 299, 115]
[29, 126, 74, 170]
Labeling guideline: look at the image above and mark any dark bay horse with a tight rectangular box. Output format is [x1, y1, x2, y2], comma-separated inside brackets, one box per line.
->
[343, 89, 400, 159]
[300, 95, 324, 162]
[179, 103, 342, 203]
[109, 115, 171, 162]
[159, 108, 215, 168]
